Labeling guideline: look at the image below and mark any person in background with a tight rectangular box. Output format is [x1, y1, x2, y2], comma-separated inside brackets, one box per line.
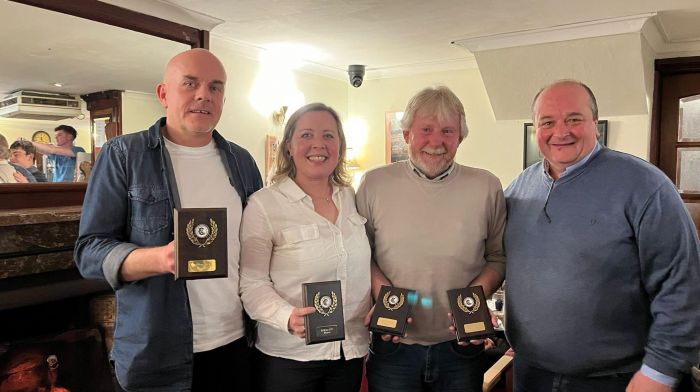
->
[356, 85, 506, 392]
[504, 79, 700, 392]
[10, 140, 47, 182]
[0, 134, 30, 183]
[77, 161, 92, 182]
[0, 134, 36, 184]
[240, 103, 371, 392]
[0, 138, 18, 184]
[29, 125, 84, 182]
[74, 48, 262, 391]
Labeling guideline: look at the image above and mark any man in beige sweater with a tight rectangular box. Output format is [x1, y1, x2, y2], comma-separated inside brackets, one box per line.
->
[356, 85, 506, 392]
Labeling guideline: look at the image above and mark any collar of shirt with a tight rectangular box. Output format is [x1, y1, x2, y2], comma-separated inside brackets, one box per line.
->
[408, 159, 455, 181]
[277, 176, 340, 203]
[543, 142, 602, 180]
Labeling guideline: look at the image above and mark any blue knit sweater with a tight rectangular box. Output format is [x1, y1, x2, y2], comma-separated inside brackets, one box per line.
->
[504, 148, 700, 379]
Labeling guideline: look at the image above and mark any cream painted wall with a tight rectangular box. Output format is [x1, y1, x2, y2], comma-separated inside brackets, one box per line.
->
[348, 68, 652, 187]
[640, 35, 656, 114]
[210, 38, 348, 178]
[114, 39, 347, 181]
[475, 34, 650, 120]
[112, 37, 655, 188]
[122, 91, 166, 134]
[348, 68, 523, 186]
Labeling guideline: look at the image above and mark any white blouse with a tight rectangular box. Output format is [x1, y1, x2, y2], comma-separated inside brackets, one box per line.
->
[239, 176, 371, 361]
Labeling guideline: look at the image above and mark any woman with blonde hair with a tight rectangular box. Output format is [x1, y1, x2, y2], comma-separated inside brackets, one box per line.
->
[240, 103, 371, 392]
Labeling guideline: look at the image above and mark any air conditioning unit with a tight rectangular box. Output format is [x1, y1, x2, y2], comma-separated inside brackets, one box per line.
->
[0, 90, 83, 120]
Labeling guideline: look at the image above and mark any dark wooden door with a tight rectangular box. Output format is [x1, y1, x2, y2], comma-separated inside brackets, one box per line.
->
[653, 58, 700, 235]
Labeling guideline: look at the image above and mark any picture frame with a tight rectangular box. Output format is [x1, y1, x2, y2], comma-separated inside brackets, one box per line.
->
[523, 120, 608, 169]
[264, 135, 279, 185]
[385, 111, 408, 163]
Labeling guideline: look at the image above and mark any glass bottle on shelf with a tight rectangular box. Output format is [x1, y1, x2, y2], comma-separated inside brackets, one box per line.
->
[491, 283, 506, 331]
[43, 155, 55, 182]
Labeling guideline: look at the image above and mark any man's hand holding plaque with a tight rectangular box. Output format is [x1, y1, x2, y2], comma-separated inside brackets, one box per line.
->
[447, 285, 495, 342]
[301, 280, 345, 345]
[369, 285, 416, 337]
[174, 208, 227, 280]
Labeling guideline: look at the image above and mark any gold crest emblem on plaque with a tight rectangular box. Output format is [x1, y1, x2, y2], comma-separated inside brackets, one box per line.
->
[382, 291, 405, 311]
[457, 293, 480, 314]
[314, 291, 338, 316]
[186, 218, 218, 248]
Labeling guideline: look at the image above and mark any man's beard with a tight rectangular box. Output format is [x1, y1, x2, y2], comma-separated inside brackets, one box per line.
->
[409, 146, 452, 179]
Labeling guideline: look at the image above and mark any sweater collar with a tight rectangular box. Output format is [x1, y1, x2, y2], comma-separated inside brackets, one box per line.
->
[543, 142, 603, 181]
[408, 159, 455, 182]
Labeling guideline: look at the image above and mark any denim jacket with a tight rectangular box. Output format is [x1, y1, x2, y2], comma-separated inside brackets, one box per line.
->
[75, 118, 262, 391]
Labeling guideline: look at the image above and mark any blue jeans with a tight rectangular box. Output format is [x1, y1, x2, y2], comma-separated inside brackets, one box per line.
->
[366, 333, 486, 392]
[514, 358, 633, 392]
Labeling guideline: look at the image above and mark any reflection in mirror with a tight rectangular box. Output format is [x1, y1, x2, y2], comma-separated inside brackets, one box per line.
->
[0, 1, 188, 184]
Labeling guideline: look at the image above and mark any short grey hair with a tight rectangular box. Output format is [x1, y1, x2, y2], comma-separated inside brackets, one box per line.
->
[531, 79, 599, 121]
[400, 86, 468, 138]
[271, 102, 351, 187]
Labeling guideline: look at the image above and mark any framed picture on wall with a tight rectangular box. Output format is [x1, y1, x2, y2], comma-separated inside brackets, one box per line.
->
[523, 120, 608, 169]
[385, 111, 408, 163]
[264, 135, 279, 185]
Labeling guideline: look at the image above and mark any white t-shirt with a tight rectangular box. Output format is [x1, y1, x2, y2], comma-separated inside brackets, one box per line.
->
[164, 137, 244, 353]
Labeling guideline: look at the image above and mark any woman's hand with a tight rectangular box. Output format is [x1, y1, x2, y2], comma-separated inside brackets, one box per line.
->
[287, 307, 316, 338]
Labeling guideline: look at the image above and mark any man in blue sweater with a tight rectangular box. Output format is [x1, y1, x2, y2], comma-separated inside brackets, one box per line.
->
[504, 80, 700, 392]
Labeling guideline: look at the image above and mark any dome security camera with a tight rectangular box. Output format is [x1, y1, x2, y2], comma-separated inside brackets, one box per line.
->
[348, 65, 365, 88]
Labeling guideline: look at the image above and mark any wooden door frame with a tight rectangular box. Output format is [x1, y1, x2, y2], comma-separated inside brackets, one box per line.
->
[650, 56, 700, 166]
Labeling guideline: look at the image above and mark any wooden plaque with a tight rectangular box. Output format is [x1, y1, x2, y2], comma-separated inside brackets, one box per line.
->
[447, 285, 495, 341]
[369, 285, 415, 336]
[173, 208, 227, 280]
[302, 280, 345, 345]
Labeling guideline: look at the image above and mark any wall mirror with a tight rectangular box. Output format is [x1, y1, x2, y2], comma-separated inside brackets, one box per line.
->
[0, 0, 206, 208]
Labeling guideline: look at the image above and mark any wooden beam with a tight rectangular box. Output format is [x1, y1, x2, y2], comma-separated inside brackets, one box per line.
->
[9, 0, 207, 49]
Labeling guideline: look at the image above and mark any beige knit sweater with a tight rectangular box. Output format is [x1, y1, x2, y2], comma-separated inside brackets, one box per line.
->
[356, 161, 506, 345]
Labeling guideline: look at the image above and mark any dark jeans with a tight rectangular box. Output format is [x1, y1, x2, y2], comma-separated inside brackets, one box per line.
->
[255, 349, 364, 392]
[114, 336, 252, 392]
[366, 334, 486, 392]
[514, 358, 634, 392]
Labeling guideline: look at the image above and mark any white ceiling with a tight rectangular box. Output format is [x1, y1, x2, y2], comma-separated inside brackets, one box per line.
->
[168, 0, 700, 72]
[2, 0, 700, 96]
[0, 0, 187, 96]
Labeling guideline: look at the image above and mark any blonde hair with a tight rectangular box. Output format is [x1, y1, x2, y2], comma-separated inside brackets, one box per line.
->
[400, 86, 468, 138]
[271, 103, 350, 187]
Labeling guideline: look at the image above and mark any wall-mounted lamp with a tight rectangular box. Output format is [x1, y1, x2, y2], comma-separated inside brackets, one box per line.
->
[271, 106, 288, 127]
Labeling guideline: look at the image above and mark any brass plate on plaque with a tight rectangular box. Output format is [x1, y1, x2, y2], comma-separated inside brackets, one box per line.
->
[187, 259, 216, 273]
[464, 322, 486, 334]
[377, 317, 398, 328]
